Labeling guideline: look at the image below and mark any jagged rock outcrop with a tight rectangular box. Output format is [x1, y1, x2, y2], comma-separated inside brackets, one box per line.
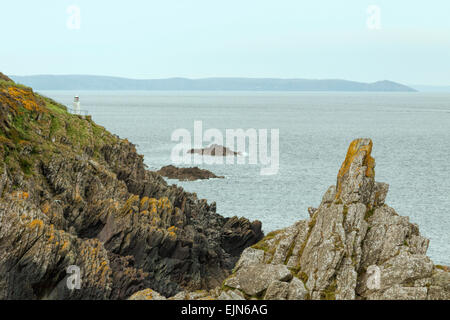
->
[155, 165, 224, 181]
[0, 78, 263, 299]
[130, 138, 450, 300]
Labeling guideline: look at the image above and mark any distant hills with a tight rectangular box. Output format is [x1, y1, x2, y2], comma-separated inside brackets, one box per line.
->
[10, 75, 417, 92]
[409, 85, 450, 93]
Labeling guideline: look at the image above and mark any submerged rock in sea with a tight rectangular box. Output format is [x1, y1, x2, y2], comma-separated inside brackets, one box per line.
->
[188, 144, 240, 156]
[131, 138, 450, 300]
[155, 165, 224, 181]
[0, 78, 263, 299]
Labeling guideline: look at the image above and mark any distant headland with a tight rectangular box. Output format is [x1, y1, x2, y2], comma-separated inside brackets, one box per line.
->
[9, 75, 417, 92]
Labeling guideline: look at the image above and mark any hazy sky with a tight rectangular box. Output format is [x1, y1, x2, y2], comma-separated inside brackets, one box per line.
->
[1, 0, 449, 85]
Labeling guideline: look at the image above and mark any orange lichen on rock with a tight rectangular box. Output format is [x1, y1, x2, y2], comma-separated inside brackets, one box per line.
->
[100, 264, 110, 279]
[48, 224, 55, 242]
[11, 191, 29, 200]
[158, 197, 171, 210]
[337, 139, 374, 180]
[96, 260, 109, 275]
[0, 90, 20, 113]
[151, 216, 161, 226]
[28, 219, 44, 230]
[60, 240, 70, 252]
[136, 288, 155, 300]
[41, 202, 51, 214]
[4, 87, 47, 113]
[140, 196, 149, 208]
[167, 231, 177, 240]
[336, 138, 375, 198]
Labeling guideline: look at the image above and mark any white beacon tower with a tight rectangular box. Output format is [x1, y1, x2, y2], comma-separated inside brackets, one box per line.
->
[73, 96, 80, 115]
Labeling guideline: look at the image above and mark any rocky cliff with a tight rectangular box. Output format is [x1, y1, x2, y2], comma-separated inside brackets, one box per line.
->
[131, 138, 450, 300]
[0, 77, 263, 299]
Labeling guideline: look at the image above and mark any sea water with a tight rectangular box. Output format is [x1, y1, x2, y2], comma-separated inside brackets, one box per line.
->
[41, 90, 450, 265]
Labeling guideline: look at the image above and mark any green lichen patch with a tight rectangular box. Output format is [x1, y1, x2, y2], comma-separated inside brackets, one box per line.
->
[320, 279, 337, 300]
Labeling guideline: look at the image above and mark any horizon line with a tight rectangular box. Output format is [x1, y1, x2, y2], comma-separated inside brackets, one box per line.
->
[9, 74, 412, 84]
[9, 74, 450, 88]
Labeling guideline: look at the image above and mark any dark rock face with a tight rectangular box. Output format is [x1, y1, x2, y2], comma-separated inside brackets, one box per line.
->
[221, 217, 263, 256]
[0, 80, 263, 299]
[188, 144, 240, 156]
[155, 165, 224, 181]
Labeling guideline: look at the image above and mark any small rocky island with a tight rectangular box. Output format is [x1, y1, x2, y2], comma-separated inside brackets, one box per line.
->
[156, 165, 224, 181]
[188, 144, 241, 156]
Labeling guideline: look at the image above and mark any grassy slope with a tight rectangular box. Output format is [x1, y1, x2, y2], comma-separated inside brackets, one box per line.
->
[0, 79, 118, 179]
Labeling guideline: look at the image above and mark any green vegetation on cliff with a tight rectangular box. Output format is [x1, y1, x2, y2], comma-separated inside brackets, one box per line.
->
[0, 78, 116, 178]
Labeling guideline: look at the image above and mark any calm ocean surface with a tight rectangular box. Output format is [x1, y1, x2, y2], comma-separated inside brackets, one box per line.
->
[41, 90, 450, 265]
